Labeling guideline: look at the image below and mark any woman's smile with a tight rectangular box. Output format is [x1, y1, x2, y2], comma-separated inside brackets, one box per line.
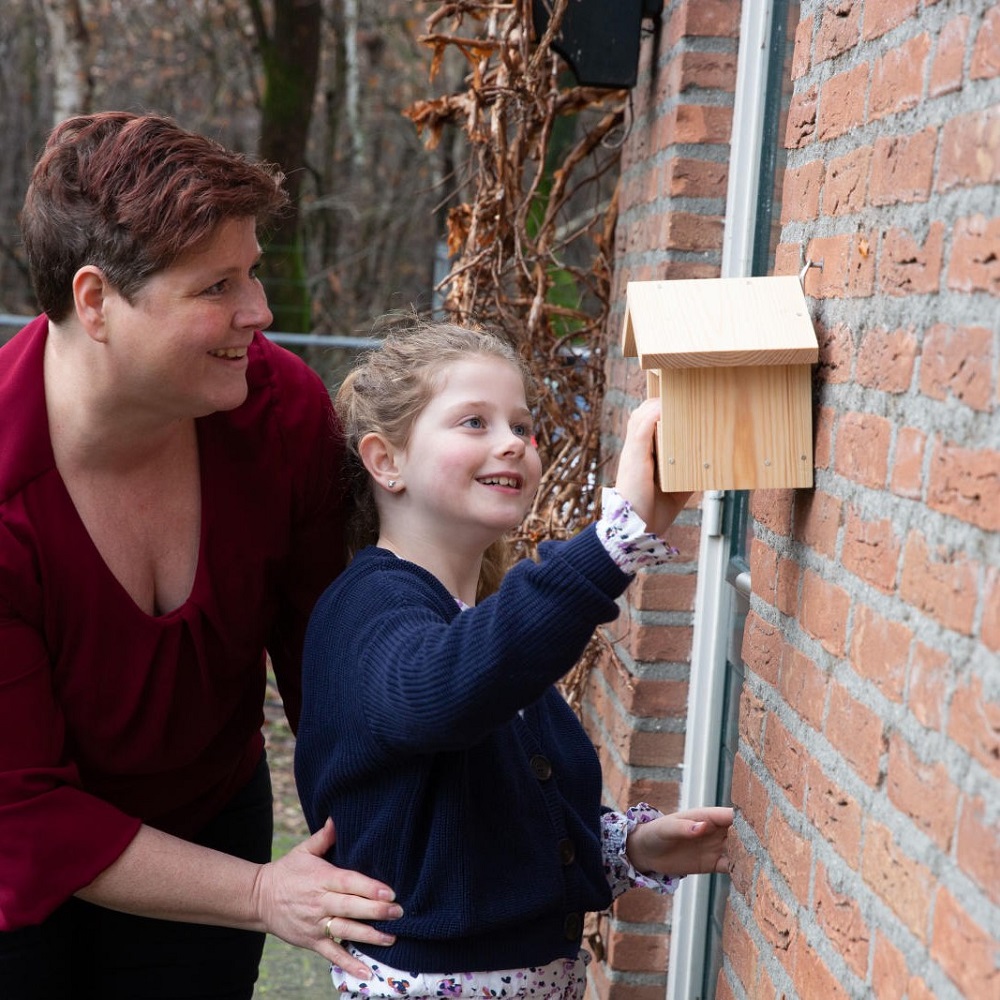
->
[207, 346, 250, 362]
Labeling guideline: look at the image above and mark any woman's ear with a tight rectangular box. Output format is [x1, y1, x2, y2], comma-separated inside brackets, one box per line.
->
[72, 266, 111, 343]
[358, 432, 402, 493]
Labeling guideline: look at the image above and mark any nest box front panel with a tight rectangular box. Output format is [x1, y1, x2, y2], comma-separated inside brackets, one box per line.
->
[654, 365, 814, 492]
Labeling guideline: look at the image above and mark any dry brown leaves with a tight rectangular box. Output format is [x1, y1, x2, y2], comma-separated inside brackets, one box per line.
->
[407, 1, 629, 709]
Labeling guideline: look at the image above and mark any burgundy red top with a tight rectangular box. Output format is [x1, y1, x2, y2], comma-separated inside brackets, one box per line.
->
[0, 316, 345, 929]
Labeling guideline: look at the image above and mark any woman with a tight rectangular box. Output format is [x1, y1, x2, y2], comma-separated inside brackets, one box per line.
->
[0, 112, 400, 999]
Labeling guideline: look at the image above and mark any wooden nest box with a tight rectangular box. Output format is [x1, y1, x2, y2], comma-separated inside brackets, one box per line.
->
[622, 276, 819, 492]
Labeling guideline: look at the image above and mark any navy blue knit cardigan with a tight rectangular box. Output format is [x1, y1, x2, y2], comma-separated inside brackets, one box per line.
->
[294, 526, 633, 972]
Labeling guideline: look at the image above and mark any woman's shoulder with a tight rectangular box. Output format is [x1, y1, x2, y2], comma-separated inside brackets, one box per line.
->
[245, 333, 330, 414]
[0, 318, 53, 508]
[216, 333, 338, 466]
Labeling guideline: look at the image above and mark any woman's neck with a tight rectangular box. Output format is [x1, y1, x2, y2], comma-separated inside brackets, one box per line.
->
[45, 319, 192, 471]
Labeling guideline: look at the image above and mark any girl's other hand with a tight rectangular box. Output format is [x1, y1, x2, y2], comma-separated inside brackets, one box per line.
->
[626, 806, 735, 877]
[614, 398, 692, 537]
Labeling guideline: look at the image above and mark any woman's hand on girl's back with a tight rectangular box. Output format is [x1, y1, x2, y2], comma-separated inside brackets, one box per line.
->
[253, 819, 403, 978]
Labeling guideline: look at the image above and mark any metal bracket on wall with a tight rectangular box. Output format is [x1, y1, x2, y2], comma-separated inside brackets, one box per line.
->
[798, 257, 823, 288]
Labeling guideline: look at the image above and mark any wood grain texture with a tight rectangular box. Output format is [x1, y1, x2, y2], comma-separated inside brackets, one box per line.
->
[652, 365, 814, 491]
[622, 275, 818, 490]
[622, 275, 819, 369]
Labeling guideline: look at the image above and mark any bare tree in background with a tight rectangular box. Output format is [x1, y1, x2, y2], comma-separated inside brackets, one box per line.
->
[0, 0, 53, 317]
[304, 3, 442, 342]
[40, 0, 93, 124]
[248, 0, 321, 333]
[0, 0, 442, 364]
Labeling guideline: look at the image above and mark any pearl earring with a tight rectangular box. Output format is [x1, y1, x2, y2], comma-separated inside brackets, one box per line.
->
[387, 480, 397, 489]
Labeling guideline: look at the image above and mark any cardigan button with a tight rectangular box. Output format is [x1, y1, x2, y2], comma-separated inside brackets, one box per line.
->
[563, 912, 582, 940]
[558, 838, 576, 865]
[530, 754, 553, 780]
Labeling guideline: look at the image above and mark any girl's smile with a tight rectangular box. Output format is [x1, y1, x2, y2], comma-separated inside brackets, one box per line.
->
[476, 474, 523, 490]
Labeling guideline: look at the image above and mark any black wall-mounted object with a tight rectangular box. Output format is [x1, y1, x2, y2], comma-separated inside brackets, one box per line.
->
[531, 0, 664, 89]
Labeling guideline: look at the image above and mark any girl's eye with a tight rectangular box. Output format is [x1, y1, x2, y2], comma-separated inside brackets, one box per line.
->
[512, 423, 531, 437]
[462, 416, 485, 430]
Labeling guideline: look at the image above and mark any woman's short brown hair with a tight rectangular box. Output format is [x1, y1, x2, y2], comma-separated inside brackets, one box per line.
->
[20, 112, 289, 321]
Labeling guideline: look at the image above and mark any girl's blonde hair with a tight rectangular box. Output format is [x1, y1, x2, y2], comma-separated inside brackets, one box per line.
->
[336, 317, 538, 599]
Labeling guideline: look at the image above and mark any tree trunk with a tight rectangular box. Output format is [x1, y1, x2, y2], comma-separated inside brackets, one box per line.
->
[41, 0, 92, 125]
[249, 0, 322, 332]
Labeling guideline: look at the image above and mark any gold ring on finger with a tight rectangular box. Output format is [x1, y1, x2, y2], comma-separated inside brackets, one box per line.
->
[324, 917, 336, 940]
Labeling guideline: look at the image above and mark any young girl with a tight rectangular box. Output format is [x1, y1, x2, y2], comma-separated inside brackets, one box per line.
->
[295, 319, 733, 998]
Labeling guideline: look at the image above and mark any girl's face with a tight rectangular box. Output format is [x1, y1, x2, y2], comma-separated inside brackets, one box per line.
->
[98, 216, 272, 421]
[393, 355, 543, 550]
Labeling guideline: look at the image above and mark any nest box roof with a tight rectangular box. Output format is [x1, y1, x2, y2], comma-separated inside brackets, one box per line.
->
[622, 275, 819, 370]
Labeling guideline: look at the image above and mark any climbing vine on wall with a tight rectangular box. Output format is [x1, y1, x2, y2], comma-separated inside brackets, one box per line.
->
[405, 0, 631, 708]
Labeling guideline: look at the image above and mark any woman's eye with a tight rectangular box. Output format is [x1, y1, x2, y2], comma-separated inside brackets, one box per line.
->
[203, 280, 227, 296]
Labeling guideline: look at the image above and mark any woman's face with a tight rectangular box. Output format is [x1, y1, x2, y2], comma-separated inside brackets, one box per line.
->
[99, 216, 273, 420]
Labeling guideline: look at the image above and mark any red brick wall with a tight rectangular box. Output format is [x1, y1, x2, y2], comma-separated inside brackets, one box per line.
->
[584, 2, 740, 998]
[587, 2, 1000, 999]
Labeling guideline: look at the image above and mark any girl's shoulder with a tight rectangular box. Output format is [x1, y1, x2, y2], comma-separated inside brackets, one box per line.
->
[305, 547, 460, 659]
[322, 546, 457, 612]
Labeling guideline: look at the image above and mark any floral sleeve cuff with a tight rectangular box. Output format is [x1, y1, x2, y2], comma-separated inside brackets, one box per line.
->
[601, 803, 681, 900]
[596, 487, 678, 575]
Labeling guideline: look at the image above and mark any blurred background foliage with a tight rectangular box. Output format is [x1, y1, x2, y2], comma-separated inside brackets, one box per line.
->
[1, 1, 623, 386]
[2, 0, 444, 378]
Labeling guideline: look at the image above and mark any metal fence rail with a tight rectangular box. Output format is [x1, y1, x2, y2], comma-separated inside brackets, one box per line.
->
[0, 313, 380, 350]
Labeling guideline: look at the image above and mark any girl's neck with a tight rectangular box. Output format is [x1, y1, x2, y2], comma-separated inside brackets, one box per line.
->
[376, 533, 483, 607]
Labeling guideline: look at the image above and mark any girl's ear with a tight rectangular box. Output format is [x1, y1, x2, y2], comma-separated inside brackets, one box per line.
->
[72, 266, 112, 343]
[358, 432, 401, 492]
